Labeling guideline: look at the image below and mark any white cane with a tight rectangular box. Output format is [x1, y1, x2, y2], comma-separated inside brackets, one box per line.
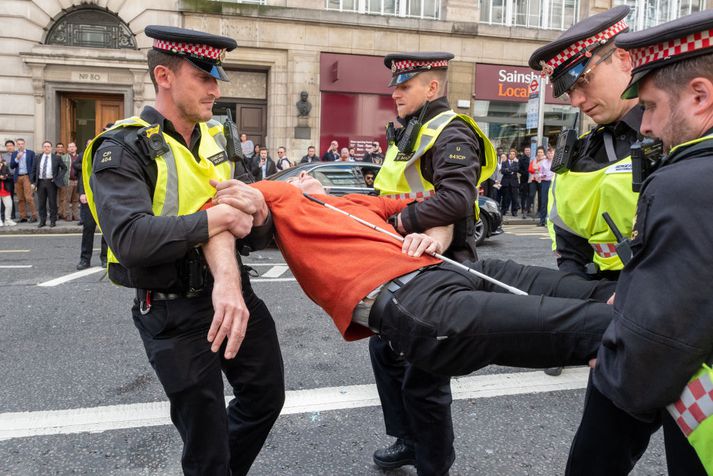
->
[303, 194, 528, 296]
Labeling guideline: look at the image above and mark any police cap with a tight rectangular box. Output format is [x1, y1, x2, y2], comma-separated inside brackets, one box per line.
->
[144, 25, 237, 82]
[616, 9, 713, 99]
[528, 6, 630, 98]
[384, 52, 454, 87]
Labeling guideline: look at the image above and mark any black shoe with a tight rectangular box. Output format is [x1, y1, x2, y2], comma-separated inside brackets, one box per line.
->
[37, 222, 46, 228]
[77, 221, 84, 226]
[544, 367, 563, 376]
[29, 217, 37, 223]
[537, 222, 546, 227]
[373, 438, 416, 470]
[76, 261, 90, 271]
[50, 222, 56, 228]
[19, 218, 27, 223]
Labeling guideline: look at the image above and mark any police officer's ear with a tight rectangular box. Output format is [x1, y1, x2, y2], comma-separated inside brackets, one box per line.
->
[153, 64, 176, 90]
[613, 48, 633, 74]
[686, 77, 713, 118]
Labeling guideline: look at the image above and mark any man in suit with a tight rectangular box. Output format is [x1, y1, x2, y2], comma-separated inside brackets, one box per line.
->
[499, 148, 520, 216]
[252, 147, 277, 180]
[9, 138, 37, 222]
[31, 140, 67, 228]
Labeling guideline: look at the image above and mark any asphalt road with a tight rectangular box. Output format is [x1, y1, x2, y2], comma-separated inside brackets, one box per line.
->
[0, 226, 667, 475]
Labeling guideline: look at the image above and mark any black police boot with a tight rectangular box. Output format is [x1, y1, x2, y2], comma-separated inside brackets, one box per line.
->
[373, 438, 416, 470]
[76, 260, 90, 270]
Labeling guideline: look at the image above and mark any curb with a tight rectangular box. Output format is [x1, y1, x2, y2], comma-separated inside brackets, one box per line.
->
[0, 224, 83, 235]
[502, 218, 540, 226]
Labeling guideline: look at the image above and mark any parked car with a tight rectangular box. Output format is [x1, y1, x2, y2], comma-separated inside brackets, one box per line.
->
[267, 162, 502, 243]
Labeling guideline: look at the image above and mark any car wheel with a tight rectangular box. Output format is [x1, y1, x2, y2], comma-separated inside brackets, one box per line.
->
[473, 216, 491, 246]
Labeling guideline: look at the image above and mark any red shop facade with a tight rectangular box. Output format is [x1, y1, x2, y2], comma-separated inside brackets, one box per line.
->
[472, 63, 576, 151]
[319, 53, 395, 158]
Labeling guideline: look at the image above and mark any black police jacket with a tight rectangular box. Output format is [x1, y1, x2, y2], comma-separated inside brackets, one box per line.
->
[593, 133, 713, 418]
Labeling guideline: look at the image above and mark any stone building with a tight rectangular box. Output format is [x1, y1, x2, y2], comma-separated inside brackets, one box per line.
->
[1, 0, 707, 157]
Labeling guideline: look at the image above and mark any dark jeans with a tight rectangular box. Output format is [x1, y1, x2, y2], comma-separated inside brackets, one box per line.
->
[370, 259, 616, 377]
[370, 335, 455, 476]
[132, 282, 285, 476]
[528, 181, 540, 214]
[79, 203, 107, 264]
[539, 180, 551, 224]
[567, 378, 706, 475]
[37, 179, 58, 224]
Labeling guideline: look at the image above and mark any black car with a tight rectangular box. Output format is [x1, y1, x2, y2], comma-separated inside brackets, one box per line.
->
[268, 162, 502, 244]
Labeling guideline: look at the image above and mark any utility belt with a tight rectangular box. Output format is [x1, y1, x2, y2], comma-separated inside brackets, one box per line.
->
[365, 267, 431, 333]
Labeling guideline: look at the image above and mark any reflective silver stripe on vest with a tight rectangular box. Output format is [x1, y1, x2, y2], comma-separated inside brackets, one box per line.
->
[547, 177, 578, 236]
[206, 120, 235, 179]
[400, 111, 457, 193]
[162, 147, 179, 216]
[668, 371, 713, 436]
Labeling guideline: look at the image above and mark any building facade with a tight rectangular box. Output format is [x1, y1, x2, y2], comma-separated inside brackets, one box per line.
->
[1, 0, 707, 157]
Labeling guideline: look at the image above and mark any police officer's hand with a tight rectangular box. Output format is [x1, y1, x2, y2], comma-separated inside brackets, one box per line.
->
[402, 233, 443, 257]
[212, 179, 269, 225]
[209, 274, 250, 360]
[203, 231, 250, 359]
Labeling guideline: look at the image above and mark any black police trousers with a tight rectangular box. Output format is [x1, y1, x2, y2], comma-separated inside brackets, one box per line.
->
[370, 335, 454, 475]
[567, 377, 707, 475]
[79, 203, 107, 265]
[131, 279, 285, 476]
[370, 259, 616, 377]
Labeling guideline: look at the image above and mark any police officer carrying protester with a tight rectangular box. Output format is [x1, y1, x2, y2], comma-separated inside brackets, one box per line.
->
[585, 11, 713, 474]
[527, 9, 659, 468]
[83, 26, 284, 475]
[370, 52, 496, 475]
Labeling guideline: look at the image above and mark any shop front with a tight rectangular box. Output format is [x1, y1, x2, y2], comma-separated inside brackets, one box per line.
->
[319, 53, 394, 158]
[473, 63, 578, 152]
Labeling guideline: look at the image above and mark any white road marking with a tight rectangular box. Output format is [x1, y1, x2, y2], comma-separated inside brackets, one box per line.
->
[0, 367, 589, 441]
[37, 267, 104, 287]
[260, 265, 289, 278]
[0, 233, 82, 238]
[252, 278, 297, 283]
[0, 265, 32, 269]
[0, 250, 30, 253]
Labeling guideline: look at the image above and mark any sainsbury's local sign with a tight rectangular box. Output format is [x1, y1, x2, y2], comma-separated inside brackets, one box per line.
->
[474, 64, 567, 104]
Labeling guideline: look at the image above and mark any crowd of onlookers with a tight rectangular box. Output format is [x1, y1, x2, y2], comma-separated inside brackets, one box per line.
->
[238, 134, 385, 180]
[481, 144, 555, 226]
[0, 138, 83, 227]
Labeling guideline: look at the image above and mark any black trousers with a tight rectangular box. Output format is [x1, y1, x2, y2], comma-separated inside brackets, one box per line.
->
[371, 259, 616, 377]
[370, 335, 455, 476]
[132, 280, 285, 476]
[567, 377, 707, 475]
[37, 179, 57, 224]
[79, 203, 107, 264]
[500, 183, 520, 215]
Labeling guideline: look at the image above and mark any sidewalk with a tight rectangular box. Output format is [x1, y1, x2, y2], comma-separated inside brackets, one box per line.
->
[0, 219, 83, 235]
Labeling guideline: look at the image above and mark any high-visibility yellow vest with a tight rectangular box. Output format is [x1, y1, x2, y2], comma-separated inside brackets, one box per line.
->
[546, 131, 639, 271]
[374, 110, 496, 219]
[83, 116, 234, 271]
[668, 365, 713, 475]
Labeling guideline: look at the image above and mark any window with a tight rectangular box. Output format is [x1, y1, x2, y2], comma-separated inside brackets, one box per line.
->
[46, 7, 135, 49]
[480, 0, 579, 31]
[615, 0, 706, 30]
[327, 0, 441, 19]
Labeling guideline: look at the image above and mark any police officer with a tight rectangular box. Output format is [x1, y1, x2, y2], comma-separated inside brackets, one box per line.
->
[83, 26, 284, 475]
[587, 11, 713, 474]
[528, 9, 660, 473]
[369, 52, 496, 475]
